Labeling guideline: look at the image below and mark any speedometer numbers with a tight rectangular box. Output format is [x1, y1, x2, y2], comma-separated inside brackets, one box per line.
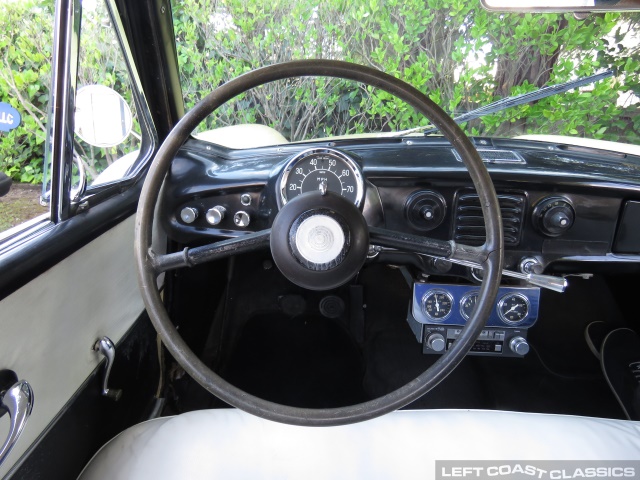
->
[279, 148, 364, 208]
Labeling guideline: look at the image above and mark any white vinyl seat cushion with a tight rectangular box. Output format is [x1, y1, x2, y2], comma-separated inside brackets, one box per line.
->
[79, 408, 640, 480]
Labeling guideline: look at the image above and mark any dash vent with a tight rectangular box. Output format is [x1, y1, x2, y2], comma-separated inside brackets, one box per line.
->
[452, 149, 525, 164]
[453, 192, 526, 247]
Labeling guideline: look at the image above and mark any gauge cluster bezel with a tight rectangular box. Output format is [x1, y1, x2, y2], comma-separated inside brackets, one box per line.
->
[277, 147, 365, 209]
[459, 291, 480, 321]
[497, 292, 531, 325]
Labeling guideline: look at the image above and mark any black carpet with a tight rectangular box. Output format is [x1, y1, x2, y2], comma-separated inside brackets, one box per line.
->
[221, 313, 367, 408]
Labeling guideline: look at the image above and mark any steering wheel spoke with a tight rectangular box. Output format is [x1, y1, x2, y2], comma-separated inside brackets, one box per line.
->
[152, 230, 271, 274]
[369, 227, 489, 266]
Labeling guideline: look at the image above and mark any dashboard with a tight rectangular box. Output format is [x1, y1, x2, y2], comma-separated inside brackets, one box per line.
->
[159, 134, 640, 357]
[162, 135, 640, 270]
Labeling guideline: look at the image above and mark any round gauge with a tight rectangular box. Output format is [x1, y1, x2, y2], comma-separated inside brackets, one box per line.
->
[460, 292, 479, 321]
[279, 148, 364, 207]
[422, 289, 454, 322]
[497, 293, 530, 324]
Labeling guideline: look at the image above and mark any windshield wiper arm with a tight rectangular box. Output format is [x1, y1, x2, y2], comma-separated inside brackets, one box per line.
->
[383, 69, 614, 138]
[429, 69, 614, 135]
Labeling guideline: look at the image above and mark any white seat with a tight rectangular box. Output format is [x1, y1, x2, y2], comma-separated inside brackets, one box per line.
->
[79, 408, 640, 480]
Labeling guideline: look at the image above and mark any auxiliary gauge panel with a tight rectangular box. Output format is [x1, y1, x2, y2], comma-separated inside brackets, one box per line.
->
[408, 283, 541, 358]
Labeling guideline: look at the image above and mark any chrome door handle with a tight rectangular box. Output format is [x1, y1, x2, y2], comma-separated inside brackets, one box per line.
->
[0, 380, 34, 466]
[94, 337, 122, 401]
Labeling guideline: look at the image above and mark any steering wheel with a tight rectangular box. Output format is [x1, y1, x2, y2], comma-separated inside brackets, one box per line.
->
[135, 60, 503, 426]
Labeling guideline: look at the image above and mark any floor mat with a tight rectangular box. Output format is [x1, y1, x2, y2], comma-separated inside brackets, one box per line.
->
[221, 313, 367, 408]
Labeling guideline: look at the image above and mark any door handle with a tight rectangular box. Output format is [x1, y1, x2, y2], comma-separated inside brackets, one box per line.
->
[0, 380, 34, 466]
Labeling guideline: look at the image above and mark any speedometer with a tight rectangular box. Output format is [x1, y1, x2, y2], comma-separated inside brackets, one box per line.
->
[279, 148, 364, 208]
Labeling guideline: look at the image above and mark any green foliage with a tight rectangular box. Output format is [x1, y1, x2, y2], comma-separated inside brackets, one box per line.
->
[1, 0, 639, 185]
[0, 0, 53, 184]
[172, 0, 639, 144]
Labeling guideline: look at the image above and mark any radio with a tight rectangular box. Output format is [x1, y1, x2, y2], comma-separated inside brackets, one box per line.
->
[407, 283, 540, 357]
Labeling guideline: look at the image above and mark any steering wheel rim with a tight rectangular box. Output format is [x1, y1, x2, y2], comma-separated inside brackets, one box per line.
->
[135, 59, 504, 426]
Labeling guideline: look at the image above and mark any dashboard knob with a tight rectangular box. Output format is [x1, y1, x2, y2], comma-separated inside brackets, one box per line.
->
[234, 211, 251, 227]
[180, 207, 198, 224]
[519, 257, 543, 275]
[240, 193, 252, 206]
[421, 206, 435, 220]
[205, 206, 226, 225]
[533, 197, 575, 237]
[404, 190, 446, 231]
[509, 336, 530, 356]
[426, 333, 446, 352]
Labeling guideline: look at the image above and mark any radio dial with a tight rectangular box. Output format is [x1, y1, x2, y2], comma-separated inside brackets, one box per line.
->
[426, 333, 446, 352]
[509, 336, 530, 356]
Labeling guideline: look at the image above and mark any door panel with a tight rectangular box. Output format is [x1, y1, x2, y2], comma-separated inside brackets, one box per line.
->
[0, 215, 142, 477]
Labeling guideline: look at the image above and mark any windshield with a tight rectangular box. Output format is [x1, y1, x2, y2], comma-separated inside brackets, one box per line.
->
[172, 1, 639, 149]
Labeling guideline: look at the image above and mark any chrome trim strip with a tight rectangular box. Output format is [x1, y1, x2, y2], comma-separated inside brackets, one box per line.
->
[45, 0, 81, 223]
[452, 148, 526, 164]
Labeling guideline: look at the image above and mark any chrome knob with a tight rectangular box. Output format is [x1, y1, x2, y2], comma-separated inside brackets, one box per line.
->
[206, 206, 226, 225]
[509, 336, 530, 356]
[240, 193, 252, 206]
[426, 333, 446, 352]
[180, 207, 198, 224]
[234, 211, 250, 227]
[519, 257, 542, 275]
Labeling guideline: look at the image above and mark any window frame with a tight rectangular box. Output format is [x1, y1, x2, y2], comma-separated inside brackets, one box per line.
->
[0, 0, 157, 251]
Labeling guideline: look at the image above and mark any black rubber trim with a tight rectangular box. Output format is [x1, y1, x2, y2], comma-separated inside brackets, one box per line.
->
[135, 59, 504, 426]
[113, 0, 184, 139]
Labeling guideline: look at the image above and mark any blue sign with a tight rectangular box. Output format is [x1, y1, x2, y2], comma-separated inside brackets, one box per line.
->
[0, 102, 21, 132]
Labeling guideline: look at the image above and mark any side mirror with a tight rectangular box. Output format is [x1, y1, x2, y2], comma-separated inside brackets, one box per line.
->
[74, 85, 133, 148]
[0, 172, 11, 198]
[481, 0, 640, 12]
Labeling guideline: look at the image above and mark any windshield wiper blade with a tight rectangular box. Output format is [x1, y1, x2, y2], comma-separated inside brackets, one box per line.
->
[383, 69, 613, 138]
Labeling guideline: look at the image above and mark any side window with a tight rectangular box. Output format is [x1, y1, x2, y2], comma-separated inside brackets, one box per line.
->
[74, 0, 144, 187]
[0, 1, 53, 237]
[0, 0, 154, 240]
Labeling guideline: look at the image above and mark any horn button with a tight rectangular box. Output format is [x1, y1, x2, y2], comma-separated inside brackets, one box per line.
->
[291, 212, 348, 270]
[271, 191, 369, 291]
